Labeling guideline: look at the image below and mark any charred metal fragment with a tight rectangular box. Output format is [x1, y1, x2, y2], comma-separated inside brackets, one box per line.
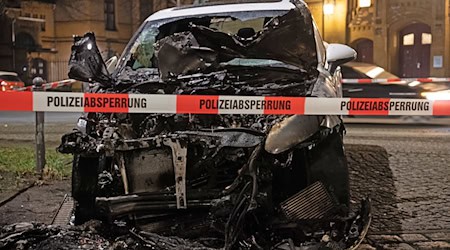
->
[57, 130, 100, 156]
[155, 32, 217, 80]
[164, 138, 188, 209]
[68, 32, 112, 86]
[96, 193, 213, 220]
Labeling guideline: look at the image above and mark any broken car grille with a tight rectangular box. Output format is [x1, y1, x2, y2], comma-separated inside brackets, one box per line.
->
[280, 181, 336, 221]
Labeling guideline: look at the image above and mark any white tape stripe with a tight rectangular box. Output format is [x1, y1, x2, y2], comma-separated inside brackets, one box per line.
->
[4, 91, 446, 116]
[305, 98, 350, 115]
[33, 92, 84, 112]
[387, 99, 433, 116]
[218, 96, 264, 114]
[128, 94, 177, 113]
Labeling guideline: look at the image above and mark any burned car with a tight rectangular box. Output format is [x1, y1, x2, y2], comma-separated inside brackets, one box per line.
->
[59, 0, 370, 249]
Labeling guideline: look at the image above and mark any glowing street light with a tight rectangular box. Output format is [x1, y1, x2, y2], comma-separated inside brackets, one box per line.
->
[359, 0, 371, 8]
[323, 1, 335, 15]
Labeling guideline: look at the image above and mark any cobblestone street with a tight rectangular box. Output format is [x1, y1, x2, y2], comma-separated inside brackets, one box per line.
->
[344, 123, 450, 249]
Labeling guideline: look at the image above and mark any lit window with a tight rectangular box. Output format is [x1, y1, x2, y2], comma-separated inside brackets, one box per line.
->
[403, 33, 414, 46]
[359, 0, 371, 8]
[105, 0, 116, 31]
[422, 33, 432, 45]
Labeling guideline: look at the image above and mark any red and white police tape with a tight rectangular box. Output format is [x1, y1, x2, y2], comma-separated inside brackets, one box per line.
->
[11, 78, 449, 91]
[14, 79, 76, 91]
[12, 77, 450, 91]
[1, 92, 449, 116]
[341, 77, 450, 84]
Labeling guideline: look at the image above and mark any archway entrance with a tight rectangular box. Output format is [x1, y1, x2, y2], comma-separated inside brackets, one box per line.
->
[399, 23, 431, 78]
[354, 39, 373, 64]
[15, 32, 37, 84]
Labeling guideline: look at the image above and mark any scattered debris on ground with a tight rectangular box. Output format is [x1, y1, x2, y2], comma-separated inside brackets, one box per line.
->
[0, 221, 220, 250]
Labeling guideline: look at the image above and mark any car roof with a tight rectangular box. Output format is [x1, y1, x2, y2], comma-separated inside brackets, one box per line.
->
[146, 0, 297, 22]
[0, 71, 18, 76]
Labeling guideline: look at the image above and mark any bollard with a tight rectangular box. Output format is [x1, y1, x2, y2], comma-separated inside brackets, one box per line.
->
[33, 77, 46, 177]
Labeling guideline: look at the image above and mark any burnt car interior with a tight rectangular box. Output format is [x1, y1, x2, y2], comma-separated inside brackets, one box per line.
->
[60, 1, 370, 249]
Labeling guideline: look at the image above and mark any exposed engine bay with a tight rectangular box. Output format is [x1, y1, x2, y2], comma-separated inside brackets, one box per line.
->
[59, 1, 371, 249]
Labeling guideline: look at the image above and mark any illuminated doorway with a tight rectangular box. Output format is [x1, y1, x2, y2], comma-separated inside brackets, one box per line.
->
[399, 23, 431, 77]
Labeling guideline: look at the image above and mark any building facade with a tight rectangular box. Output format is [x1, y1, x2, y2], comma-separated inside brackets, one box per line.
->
[306, 0, 450, 78]
[2, 0, 449, 82]
[0, 0, 162, 83]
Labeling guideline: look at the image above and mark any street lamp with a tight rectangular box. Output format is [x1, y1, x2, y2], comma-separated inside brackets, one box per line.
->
[323, 0, 335, 15]
[322, 0, 335, 41]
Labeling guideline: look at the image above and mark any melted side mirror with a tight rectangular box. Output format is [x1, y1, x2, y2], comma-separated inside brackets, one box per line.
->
[326, 43, 356, 74]
[68, 32, 112, 86]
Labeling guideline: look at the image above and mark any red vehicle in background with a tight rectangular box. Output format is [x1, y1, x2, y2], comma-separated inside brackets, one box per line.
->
[0, 71, 25, 91]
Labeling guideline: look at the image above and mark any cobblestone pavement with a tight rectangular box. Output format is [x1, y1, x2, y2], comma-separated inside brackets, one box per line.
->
[344, 124, 450, 249]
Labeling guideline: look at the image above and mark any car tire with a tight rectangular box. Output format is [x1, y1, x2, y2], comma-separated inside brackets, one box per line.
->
[72, 154, 99, 225]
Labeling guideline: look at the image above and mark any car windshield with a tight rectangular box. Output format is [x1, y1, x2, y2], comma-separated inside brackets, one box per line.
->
[115, 7, 319, 80]
[126, 15, 284, 70]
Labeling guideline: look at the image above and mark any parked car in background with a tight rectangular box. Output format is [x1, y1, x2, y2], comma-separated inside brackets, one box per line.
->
[0, 71, 25, 92]
[341, 61, 399, 80]
[341, 62, 422, 99]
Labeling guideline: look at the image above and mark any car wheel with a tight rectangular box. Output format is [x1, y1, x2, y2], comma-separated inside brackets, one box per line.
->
[72, 154, 99, 225]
